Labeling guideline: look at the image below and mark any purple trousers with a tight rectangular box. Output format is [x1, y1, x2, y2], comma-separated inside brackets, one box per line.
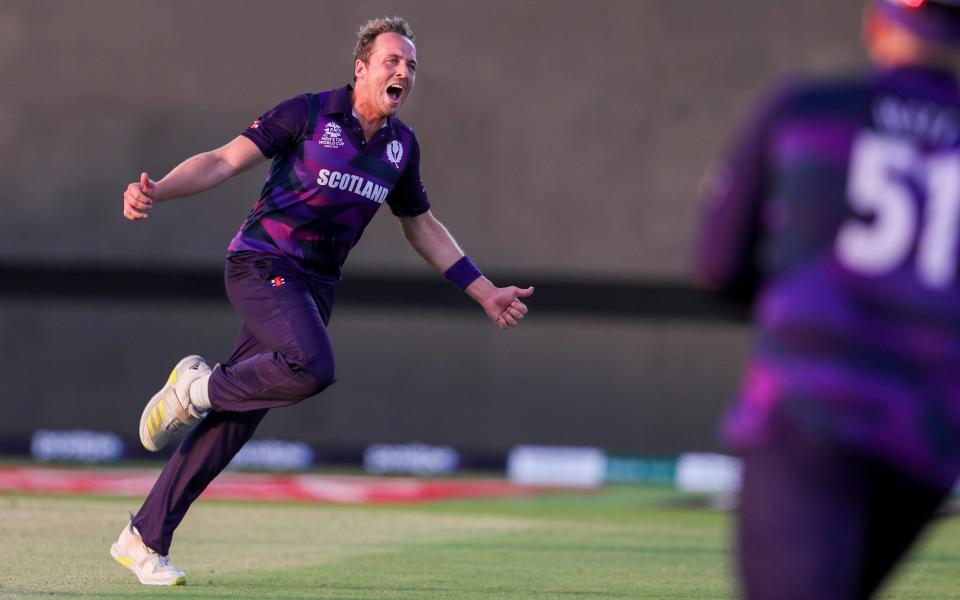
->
[133, 252, 336, 555]
[737, 407, 953, 600]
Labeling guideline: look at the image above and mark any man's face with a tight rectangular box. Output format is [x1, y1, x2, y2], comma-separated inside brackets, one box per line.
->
[355, 32, 417, 118]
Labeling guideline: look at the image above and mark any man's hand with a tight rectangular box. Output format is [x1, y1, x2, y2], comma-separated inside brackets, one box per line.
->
[475, 284, 534, 329]
[396, 212, 534, 329]
[120, 136, 267, 222]
[123, 172, 159, 220]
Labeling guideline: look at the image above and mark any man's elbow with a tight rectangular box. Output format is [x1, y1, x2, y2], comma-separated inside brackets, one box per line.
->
[695, 257, 734, 290]
[213, 152, 246, 181]
[695, 258, 760, 305]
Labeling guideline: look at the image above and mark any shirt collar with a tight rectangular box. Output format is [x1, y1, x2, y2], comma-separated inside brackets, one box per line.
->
[323, 83, 396, 135]
[874, 65, 960, 100]
[322, 84, 354, 117]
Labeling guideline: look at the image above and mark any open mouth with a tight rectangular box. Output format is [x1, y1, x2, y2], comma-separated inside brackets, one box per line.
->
[386, 84, 404, 103]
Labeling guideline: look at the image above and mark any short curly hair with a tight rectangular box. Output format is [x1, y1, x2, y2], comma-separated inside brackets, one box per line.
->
[353, 16, 415, 65]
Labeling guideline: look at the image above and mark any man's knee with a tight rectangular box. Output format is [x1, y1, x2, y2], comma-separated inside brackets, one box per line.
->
[305, 358, 336, 395]
[288, 356, 335, 397]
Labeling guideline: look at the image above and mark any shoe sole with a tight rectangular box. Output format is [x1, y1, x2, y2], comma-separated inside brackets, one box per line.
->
[139, 355, 205, 452]
[110, 544, 186, 586]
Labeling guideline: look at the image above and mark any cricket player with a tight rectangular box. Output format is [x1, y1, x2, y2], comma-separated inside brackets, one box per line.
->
[697, 1, 960, 597]
[112, 17, 533, 585]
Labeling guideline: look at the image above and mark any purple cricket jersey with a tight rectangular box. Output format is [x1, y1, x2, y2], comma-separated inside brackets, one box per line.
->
[697, 66, 960, 487]
[229, 84, 430, 281]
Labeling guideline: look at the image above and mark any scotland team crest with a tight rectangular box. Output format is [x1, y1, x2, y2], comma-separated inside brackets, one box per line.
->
[386, 140, 403, 168]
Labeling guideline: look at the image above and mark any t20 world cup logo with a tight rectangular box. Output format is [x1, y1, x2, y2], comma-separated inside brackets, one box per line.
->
[319, 121, 345, 149]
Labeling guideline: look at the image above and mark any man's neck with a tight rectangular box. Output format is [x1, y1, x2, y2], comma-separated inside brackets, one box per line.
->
[351, 90, 387, 142]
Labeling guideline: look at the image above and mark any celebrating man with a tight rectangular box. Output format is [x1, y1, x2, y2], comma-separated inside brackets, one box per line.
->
[112, 16, 532, 586]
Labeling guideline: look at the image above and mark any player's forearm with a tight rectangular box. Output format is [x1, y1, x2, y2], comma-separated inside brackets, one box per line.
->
[402, 213, 465, 272]
[401, 212, 496, 303]
[154, 151, 235, 202]
[418, 230, 496, 305]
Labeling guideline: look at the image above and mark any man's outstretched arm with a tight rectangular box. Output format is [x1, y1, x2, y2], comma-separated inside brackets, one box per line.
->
[399, 211, 533, 329]
[122, 135, 266, 220]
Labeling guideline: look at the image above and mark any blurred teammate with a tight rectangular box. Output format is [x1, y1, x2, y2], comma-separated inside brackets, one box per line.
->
[696, 1, 960, 597]
[112, 17, 532, 586]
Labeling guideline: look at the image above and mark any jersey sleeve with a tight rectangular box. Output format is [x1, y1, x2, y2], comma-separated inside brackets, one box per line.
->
[386, 136, 431, 217]
[694, 79, 800, 297]
[240, 95, 310, 158]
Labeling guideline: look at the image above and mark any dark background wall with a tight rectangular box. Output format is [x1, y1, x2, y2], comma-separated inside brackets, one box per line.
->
[0, 1, 864, 457]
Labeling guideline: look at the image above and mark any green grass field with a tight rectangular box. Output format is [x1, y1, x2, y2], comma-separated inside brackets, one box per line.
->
[2, 485, 958, 599]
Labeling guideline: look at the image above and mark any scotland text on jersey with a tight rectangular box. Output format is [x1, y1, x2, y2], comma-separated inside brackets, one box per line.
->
[316, 169, 390, 204]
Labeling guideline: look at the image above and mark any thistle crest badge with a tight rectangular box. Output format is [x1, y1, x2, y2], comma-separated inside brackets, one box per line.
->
[386, 140, 403, 168]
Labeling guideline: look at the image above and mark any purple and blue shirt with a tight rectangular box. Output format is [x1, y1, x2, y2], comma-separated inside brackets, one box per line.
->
[697, 66, 960, 486]
[229, 84, 430, 281]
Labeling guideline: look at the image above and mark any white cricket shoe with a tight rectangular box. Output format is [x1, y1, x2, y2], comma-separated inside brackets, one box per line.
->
[110, 516, 187, 586]
[139, 354, 211, 452]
